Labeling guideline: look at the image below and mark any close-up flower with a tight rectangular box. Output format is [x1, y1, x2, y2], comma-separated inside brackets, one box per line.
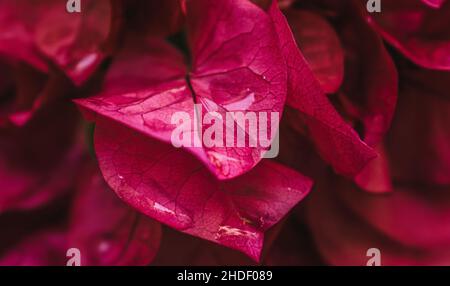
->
[0, 0, 449, 268]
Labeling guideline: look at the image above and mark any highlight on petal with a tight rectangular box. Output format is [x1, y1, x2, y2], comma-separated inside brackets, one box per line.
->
[92, 117, 312, 261]
[422, 0, 446, 9]
[268, 2, 376, 177]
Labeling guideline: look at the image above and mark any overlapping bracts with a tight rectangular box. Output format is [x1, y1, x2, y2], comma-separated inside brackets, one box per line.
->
[0, 0, 449, 266]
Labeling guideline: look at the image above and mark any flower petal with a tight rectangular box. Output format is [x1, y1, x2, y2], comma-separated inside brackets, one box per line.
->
[367, 0, 450, 70]
[387, 68, 450, 186]
[77, 0, 288, 180]
[93, 117, 312, 261]
[337, 1, 398, 147]
[422, 0, 446, 9]
[34, 0, 115, 85]
[0, 1, 48, 72]
[268, 2, 376, 177]
[284, 9, 344, 94]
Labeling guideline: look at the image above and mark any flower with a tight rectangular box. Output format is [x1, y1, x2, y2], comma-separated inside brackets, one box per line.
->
[75, 0, 313, 261]
[0, 0, 449, 266]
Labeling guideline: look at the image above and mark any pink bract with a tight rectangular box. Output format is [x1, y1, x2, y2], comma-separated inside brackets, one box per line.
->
[76, 0, 287, 180]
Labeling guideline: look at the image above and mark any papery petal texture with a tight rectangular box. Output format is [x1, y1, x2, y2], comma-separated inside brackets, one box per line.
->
[93, 118, 312, 261]
[77, 0, 288, 180]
